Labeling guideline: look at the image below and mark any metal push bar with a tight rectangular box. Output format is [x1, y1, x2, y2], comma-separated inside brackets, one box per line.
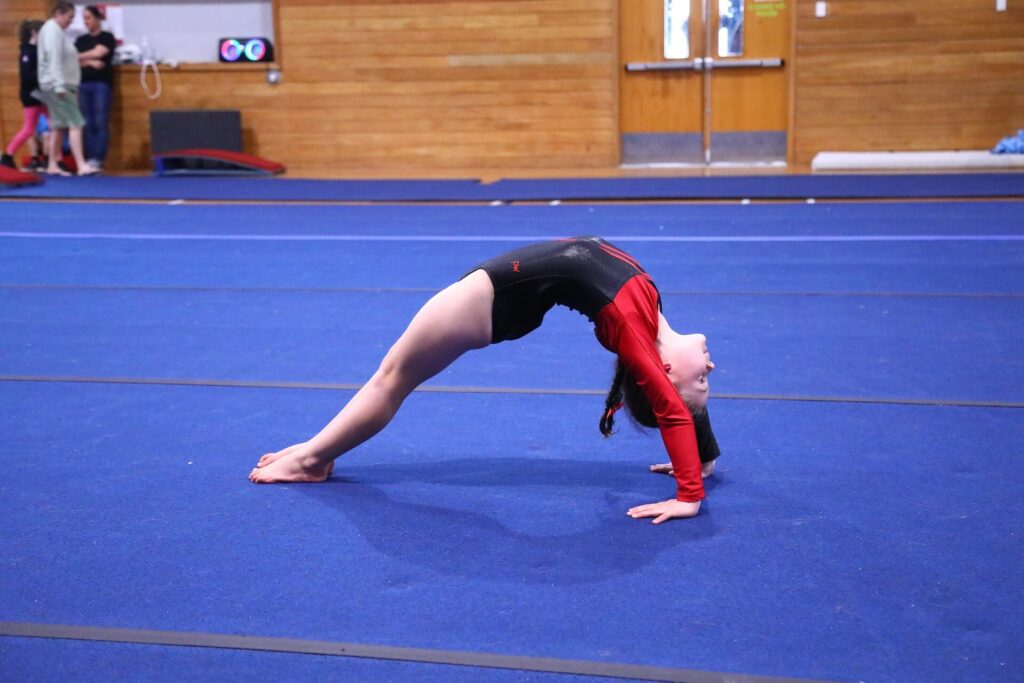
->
[624, 57, 783, 72]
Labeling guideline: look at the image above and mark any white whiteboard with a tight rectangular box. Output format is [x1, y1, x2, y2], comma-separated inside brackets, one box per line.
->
[70, 0, 274, 65]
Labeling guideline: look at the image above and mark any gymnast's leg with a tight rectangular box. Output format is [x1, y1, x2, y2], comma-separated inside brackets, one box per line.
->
[249, 269, 494, 483]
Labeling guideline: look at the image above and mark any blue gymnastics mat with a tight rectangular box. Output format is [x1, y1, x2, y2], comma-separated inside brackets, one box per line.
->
[3, 196, 1022, 682]
[1, 382, 1022, 682]
[3, 286, 1022, 405]
[0, 636, 611, 683]
[489, 172, 1024, 201]
[0, 172, 1022, 202]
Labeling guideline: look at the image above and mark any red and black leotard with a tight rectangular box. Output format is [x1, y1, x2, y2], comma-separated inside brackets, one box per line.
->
[468, 237, 708, 503]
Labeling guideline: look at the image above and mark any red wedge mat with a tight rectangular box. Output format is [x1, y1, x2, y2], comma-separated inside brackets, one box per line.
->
[0, 165, 43, 187]
[152, 148, 285, 175]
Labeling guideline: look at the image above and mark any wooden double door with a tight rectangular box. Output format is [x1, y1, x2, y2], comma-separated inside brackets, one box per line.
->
[620, 0, 790, 165]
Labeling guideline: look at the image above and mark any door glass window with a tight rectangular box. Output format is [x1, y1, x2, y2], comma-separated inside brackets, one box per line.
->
[718, 0, 744, 57]
[664, 0, 691, 59]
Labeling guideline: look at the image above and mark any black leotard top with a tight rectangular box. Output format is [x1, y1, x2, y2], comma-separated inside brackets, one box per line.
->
[468, 237, 707, 502]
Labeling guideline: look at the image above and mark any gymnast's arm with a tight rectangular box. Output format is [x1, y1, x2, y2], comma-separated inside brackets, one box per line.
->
[615, 323, 706, 523]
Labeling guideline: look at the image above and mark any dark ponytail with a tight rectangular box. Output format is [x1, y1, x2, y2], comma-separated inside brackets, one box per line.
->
[599, 361, 626, 436]
[599, 360, 658, 436]
[600, 360, 719, 463]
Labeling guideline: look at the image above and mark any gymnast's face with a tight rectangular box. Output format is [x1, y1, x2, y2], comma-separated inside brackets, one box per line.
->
[664, 333, 714, 410]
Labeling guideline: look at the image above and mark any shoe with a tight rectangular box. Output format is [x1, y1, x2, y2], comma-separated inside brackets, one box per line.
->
[28, 156, 47, 172]
[0, 154, 15, 169]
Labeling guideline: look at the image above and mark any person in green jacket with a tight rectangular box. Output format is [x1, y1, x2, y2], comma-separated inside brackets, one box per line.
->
[36, 2, 97, 176]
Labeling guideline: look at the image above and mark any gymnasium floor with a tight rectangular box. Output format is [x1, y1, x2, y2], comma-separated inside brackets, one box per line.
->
[1, 173, 1023, 682]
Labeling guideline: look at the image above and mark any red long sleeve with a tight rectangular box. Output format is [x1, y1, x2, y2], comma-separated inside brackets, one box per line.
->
[594, 276, 706, 502]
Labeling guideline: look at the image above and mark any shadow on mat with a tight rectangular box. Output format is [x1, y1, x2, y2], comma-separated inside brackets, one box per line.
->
[294, 456, 720, 585]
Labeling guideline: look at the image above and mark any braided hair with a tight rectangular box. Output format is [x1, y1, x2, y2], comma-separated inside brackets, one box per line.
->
[599, 360, 706, 437]
[599, 360, 657, 436]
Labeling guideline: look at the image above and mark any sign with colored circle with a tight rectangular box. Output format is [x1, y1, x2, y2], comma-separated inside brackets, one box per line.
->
[218, 37, 274, 63]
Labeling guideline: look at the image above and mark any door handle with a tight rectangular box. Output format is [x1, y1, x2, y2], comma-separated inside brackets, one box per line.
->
[710, 58, 784, 69]
[625, 58, 783, 72]
[625, 60, 702, 72]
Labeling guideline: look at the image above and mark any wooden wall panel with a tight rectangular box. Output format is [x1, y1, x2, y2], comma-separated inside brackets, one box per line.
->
[792, 0, 1024, 165]
[6, 1, 1020, 173]
[271, 0, 618, 172]
[0, 0, 618, 173]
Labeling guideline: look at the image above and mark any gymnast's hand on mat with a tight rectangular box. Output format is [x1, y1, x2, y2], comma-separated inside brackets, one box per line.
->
[627, 499, 701, 524]
[649, 460, 716, 478]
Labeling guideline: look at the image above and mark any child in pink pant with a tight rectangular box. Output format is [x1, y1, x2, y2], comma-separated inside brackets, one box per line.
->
[2, 20, 47, 171]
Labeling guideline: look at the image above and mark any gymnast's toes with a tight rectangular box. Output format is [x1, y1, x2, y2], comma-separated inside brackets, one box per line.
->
[257, 452, 278, 467]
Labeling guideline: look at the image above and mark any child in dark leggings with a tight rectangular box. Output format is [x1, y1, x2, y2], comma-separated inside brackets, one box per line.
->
[251, 237, 719, 524]
[2, 20, 46, 171]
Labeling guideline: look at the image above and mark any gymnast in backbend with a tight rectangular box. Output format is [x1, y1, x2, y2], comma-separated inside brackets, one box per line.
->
[250, 237, 720, 524]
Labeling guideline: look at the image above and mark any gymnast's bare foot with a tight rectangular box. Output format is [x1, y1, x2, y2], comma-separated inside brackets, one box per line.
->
[249, 446, 334, 484]
[257, 442, 305, 468]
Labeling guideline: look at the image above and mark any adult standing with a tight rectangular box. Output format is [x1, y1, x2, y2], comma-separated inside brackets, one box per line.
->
[36, 2, 97, 176]
[75, 5, 115, 170]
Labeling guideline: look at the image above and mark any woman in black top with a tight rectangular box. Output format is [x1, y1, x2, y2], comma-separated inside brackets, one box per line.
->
[75, 6, 116, 169]
[2, 20, 46, 171]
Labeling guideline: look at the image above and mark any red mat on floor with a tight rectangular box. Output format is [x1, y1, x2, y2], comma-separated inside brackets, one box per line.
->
[0, 165, 43, 187]
[152, 148, 285, 176]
